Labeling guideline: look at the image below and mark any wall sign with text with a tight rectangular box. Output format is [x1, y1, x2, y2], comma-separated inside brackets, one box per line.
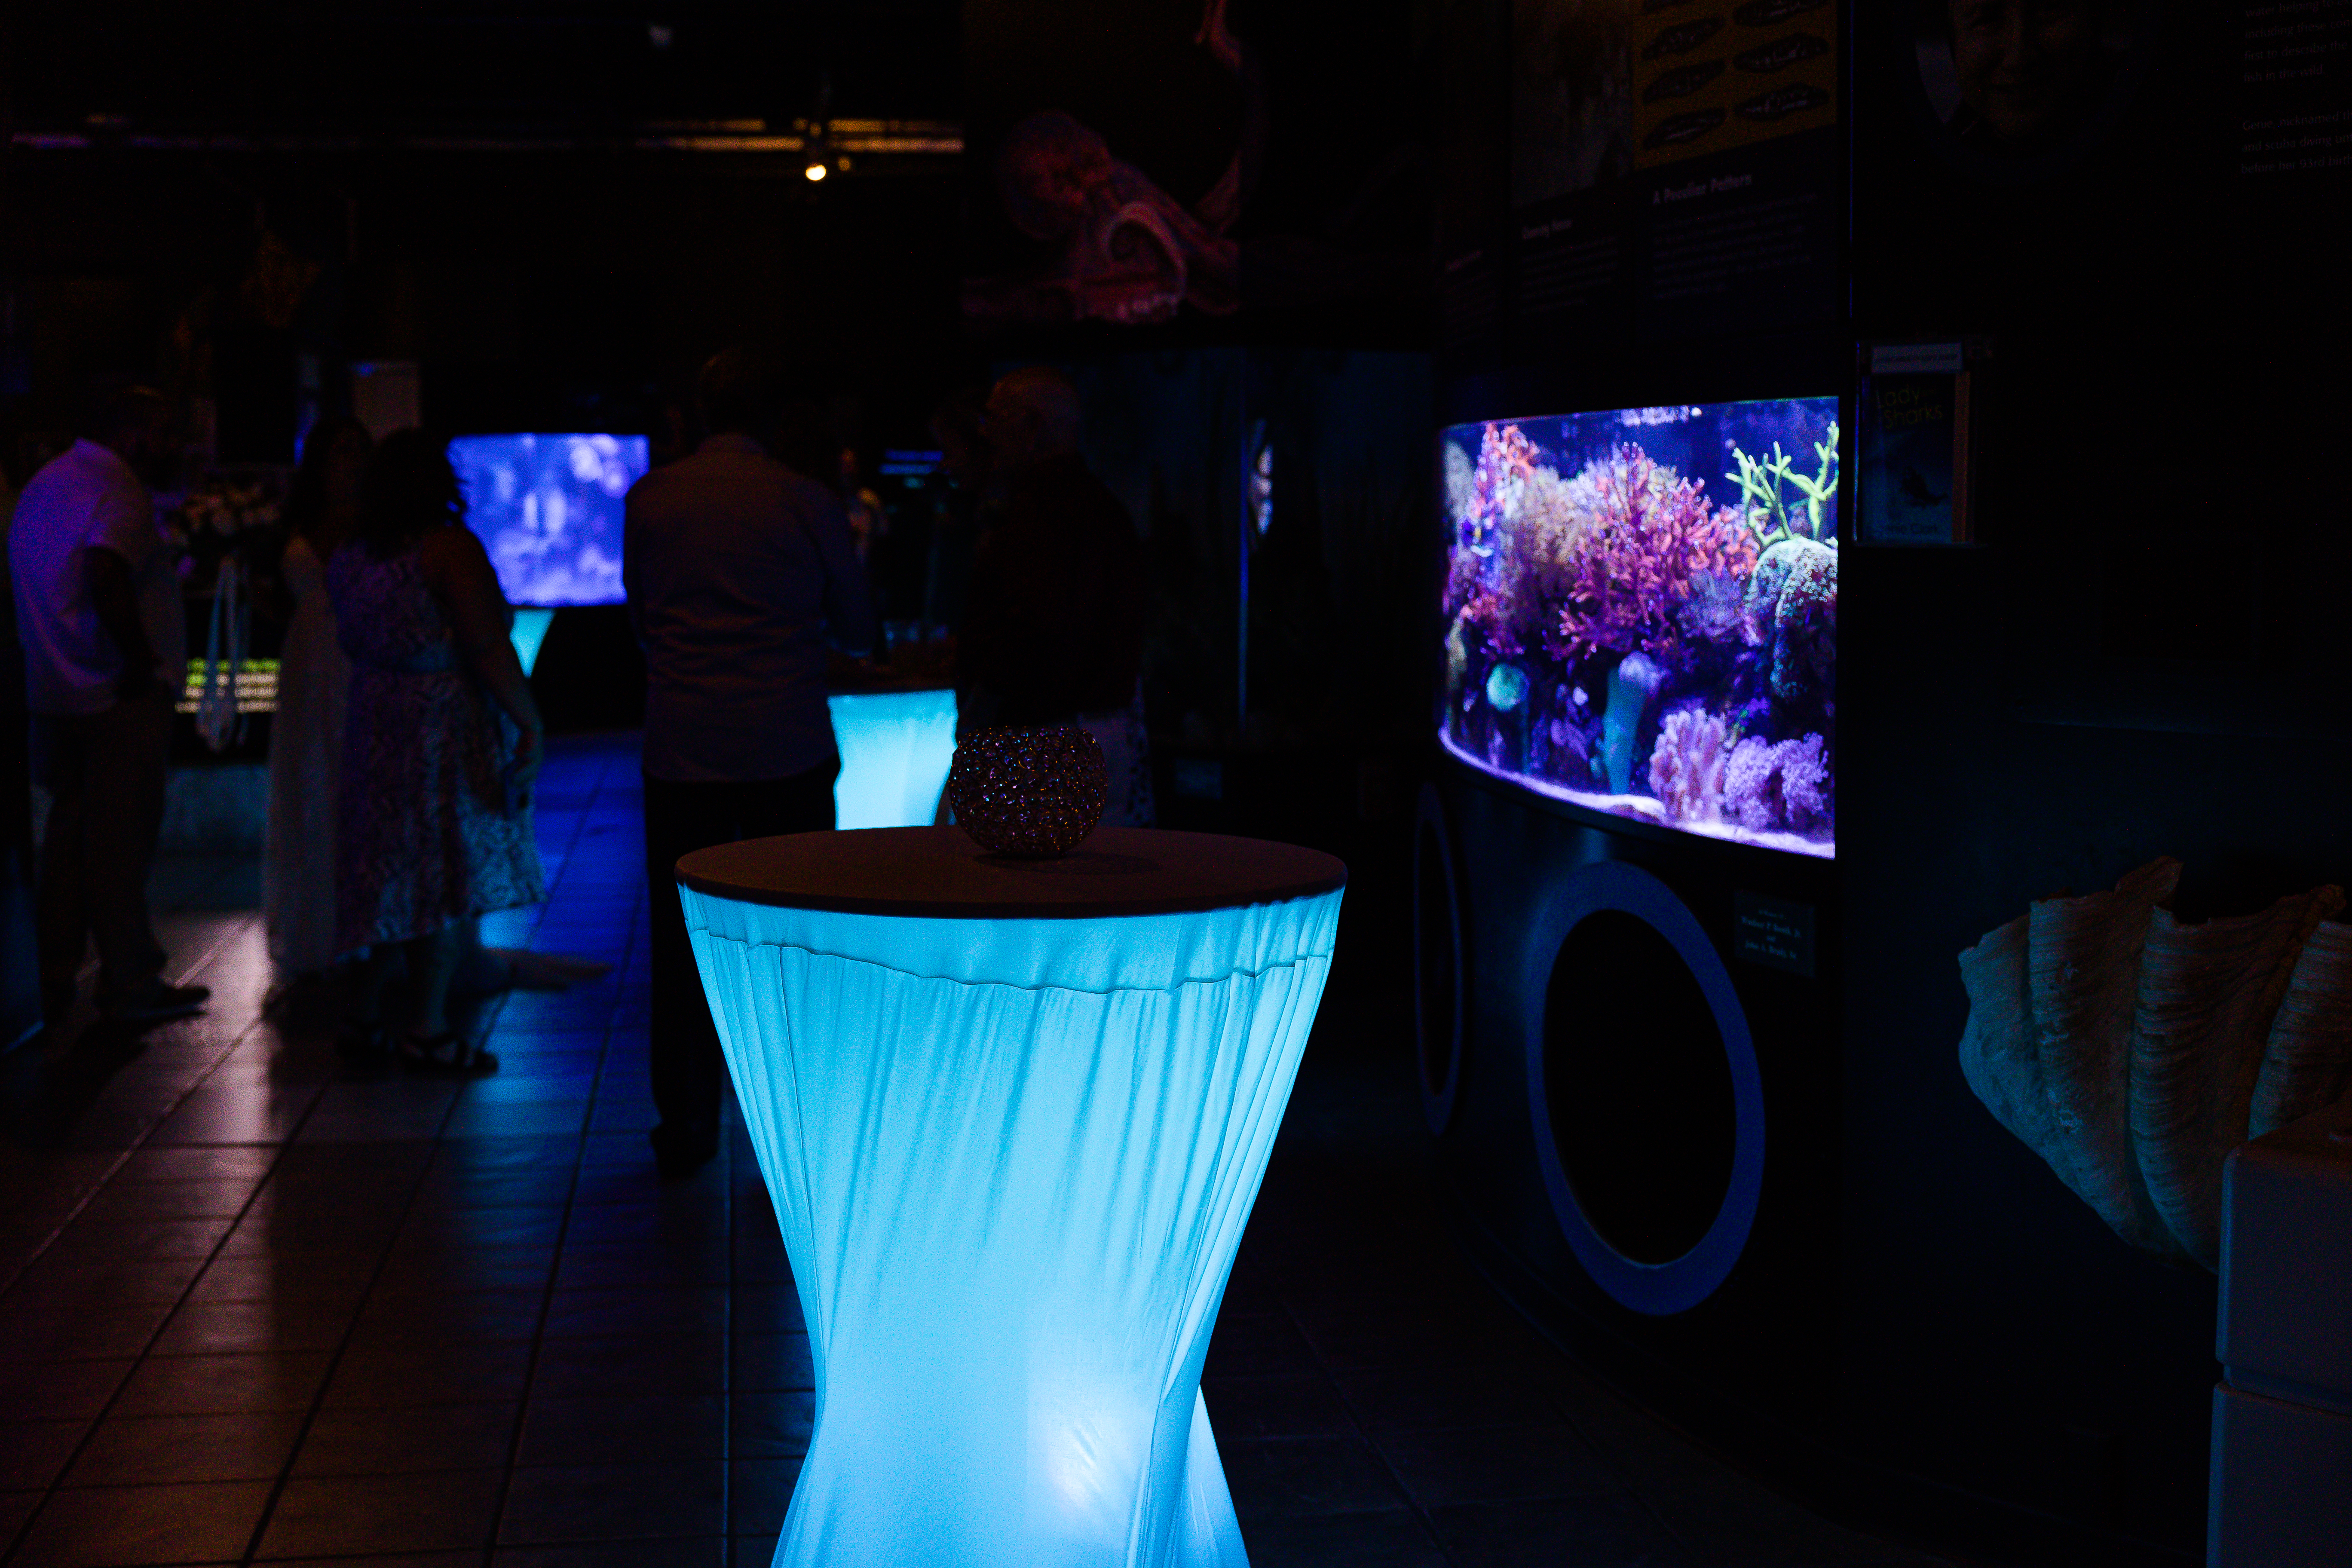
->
[1855, 342, 1979, 547]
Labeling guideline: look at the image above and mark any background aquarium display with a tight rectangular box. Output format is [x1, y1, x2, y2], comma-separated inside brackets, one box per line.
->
[450, 433, 649, 607]
[1440, 398, 1840, 858]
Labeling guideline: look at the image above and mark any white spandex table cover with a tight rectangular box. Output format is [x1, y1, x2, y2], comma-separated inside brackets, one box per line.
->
[680, 841, 1342, 1568]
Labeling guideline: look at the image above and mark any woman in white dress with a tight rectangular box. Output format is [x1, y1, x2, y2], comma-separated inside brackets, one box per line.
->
[265, 419, 371, 977]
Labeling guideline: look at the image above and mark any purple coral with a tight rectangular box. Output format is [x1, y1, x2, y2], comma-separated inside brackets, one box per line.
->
[1648, 707, 1731, 823]
[1776, 734, 1831, 827]
[1724, 733, 1831, 835]
[1553, 445, 1758, 667]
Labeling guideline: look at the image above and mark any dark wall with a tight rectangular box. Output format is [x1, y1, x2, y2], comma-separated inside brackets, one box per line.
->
[1429, 0, 2352, 1557]
[1836, 2, 2352, 1551]
[8, 4, 958, 139]
[1, 146, 965, 467]
[961, 0, 1433, 342]
[1066, 347, 1433, 753]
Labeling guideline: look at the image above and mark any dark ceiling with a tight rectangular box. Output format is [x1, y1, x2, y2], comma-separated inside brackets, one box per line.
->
[5, 2, 961, 137]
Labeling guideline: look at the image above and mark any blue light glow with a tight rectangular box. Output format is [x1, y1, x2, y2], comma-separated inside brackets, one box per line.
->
[879, 448, 944, 478]
[450, 433, 650, 607]
[681, 884, 1343, 1565]
[508, 607, 555, 677]
[827, 689, 959, 828]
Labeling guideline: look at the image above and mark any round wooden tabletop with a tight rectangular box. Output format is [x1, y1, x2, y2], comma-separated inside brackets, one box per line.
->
[676, 826, 1347, 920]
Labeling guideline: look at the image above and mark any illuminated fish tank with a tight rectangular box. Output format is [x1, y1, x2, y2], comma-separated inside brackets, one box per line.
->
[1439, 398, 1839, 858]
[450, 433, 649, 607]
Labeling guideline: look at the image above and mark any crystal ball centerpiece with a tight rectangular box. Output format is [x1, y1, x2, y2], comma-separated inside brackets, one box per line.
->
[946, 725, 1110, 858]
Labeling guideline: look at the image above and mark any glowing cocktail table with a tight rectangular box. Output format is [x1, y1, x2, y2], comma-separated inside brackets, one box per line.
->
[677, 827, 1344, 1568]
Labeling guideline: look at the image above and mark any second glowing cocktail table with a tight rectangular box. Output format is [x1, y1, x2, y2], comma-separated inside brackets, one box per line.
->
[676, 826, 1345, 1568]
[826, 685, 958, 829]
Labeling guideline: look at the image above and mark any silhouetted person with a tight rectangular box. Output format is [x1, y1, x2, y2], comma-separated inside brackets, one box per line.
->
[8, 387, 209, 1027]
[960, 366, 1154, 824]
[266, 416, 371, 979]
[923, 386, 992, 634]
[330, 430, 545, 1072]
[625, 347, 875, 1176]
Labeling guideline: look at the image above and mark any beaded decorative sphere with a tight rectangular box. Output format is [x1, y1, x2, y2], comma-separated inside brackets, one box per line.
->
[947, 725, 1109, 858]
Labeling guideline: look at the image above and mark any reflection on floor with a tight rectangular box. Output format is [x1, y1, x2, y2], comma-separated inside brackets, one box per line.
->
[0, 735, 1946, 1568]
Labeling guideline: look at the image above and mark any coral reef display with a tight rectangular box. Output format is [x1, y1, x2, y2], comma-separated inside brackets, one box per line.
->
[1439, 398, 1839, 856]
[1956, 859, 2352, 1270]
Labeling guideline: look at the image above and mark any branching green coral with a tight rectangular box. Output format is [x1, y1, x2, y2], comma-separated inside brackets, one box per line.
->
[1727, 421, 1839, 549]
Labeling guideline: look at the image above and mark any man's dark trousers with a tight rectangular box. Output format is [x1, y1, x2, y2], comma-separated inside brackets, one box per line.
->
[642, 759, 838, 1172]
[33, 689, 172, 1020]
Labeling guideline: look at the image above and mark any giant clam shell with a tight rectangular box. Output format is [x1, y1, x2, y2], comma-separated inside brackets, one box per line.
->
[1956, 859, 2352, 1271]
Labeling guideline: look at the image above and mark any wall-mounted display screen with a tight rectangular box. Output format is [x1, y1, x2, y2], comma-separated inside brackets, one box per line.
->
[1440, 398, 1838, 858]
[450, 433, 649, 607]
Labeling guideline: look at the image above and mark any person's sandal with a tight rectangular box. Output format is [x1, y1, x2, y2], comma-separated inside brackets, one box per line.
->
[398, 1030, 499, 1076]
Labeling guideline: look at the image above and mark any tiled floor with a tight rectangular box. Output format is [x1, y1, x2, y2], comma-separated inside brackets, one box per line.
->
[0, 734, 1946, 1567]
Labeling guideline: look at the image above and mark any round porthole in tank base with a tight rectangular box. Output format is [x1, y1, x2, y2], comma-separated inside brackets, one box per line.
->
[1413, 784, 1466, 1136]
[1524, 860, 1764, 1316]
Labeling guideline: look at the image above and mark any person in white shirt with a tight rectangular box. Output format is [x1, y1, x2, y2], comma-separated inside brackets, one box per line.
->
[8, 388, 209, 1026]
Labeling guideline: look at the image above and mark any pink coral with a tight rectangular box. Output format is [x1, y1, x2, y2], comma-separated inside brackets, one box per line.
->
[1456, 423, 1591, 658]
[1648, 708, 1731, 822]
[1460, 586, 1523, 655]
[1473, 423, 1542, 526]
[1444, 544, 1483, 618]
[1454, 428, 1754, 674]
[1552, 445, 1757, 667]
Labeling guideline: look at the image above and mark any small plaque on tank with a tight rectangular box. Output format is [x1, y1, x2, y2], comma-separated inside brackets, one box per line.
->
[1733, 891, 1815, 977]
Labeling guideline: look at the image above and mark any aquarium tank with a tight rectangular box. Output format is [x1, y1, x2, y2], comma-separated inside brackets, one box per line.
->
[449, 433, 649, 607]
[1439, 398, 1839, 858]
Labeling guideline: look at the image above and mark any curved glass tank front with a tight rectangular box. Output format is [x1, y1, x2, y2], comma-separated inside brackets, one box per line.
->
[1439, 398, 1839, 859]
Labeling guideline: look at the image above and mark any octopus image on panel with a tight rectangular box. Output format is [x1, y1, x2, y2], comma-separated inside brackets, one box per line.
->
[962, 0, 1258, 326]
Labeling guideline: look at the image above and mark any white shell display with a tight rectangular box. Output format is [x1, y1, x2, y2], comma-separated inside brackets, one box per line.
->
[1957, 859, 2352, 1271]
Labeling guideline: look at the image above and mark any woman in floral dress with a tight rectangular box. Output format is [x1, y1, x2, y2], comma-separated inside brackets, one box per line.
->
[329, 429, 544, 1072]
